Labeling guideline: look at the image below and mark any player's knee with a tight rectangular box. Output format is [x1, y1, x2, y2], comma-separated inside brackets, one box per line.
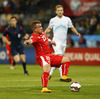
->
[21, 58, 25, 63]
[20, 55, 25, 62]
[66, 57, 70, 62]
[43, 65, 51, 73]
[61, 57, 70, 63]
[15, 58, 20, 63]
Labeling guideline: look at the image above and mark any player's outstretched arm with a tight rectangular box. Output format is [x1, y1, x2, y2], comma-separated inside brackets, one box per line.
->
[23, 34, 29, 39]
[48, 38, 56, 46]
[24, 39, 33, 45]
[71, 27, 81, 38]
[2, 36, 11, 45]
[45, 28, 51, 34]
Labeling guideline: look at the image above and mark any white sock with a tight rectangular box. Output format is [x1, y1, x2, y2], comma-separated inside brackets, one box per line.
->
[49, 67, 56, 76]
[59, 65, 62, 77]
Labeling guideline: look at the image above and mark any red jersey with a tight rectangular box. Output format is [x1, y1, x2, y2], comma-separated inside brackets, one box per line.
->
[30, 31, 51, 57]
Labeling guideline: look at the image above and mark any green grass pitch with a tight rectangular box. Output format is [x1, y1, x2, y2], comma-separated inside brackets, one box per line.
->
[0, 64, 100, 99]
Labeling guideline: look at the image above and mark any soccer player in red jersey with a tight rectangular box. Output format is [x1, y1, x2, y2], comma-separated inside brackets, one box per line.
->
[6, 34, 14, 69]
[24, 20, 72, 93]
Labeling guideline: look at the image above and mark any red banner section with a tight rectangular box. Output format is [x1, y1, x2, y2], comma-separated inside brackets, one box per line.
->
[61, 0, 100, 16]
[64, 48, 100, 65]
[50, 48, 100, 65]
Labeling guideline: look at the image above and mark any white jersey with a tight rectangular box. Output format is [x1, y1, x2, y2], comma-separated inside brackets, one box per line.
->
[48, 16, 73, 46]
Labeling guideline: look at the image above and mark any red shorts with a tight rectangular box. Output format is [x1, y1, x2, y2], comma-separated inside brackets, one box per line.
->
[37, 54, 63, 68]
[6, 44, 12, 56]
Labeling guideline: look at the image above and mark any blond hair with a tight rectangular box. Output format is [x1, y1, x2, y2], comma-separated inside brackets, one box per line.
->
[55, 5, 63, 10]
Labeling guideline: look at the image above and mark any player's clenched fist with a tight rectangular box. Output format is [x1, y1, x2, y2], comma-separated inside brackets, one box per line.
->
[24, 39, 32, 45]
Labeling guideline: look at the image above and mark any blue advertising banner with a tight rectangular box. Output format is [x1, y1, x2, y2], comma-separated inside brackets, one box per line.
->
[0, 47, 36, 64]
[0, 47, 7, 64]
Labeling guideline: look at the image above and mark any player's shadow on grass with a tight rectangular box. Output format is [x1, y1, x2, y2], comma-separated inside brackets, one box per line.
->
[50, 78, 60, 82]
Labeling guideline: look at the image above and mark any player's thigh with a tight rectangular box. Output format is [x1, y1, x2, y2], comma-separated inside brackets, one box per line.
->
[52, 43, 63, 55]
[50, 55, 63, 67]
[20, 54, 25, 62]
[13, 55, 20, 63]
[37, 55, 51, 69]
[61, 56, 70, 64]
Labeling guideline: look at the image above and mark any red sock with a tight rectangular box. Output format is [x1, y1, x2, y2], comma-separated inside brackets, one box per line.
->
[62, 62, 70, 76]
[8, 57, 14, 66]
[41, 72, 49, 87]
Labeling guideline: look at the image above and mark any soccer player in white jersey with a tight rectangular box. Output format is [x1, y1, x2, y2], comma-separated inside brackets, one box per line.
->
[45, 5, 81, 81]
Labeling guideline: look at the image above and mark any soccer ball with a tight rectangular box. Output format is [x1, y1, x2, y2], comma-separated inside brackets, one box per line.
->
[70, 81, 81, 92]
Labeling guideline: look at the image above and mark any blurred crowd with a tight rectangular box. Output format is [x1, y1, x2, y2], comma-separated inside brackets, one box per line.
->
[0, 0, 100, 47]
[70, 11, 100, 47]
[73, 11, 100, 35]
[0, 0, 59, 14]
[0, 0, 100, 35]
[0, 0, 59, 32]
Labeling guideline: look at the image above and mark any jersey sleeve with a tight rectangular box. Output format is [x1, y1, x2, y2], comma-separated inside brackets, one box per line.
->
[68, 18, 73, 28]
[3, 28, 9, 36]
[30, 34, 38, 43]
[48, 19, 53, 29]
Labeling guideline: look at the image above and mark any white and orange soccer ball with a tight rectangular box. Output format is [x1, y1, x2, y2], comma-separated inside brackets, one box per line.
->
[70, 81, 81, 92]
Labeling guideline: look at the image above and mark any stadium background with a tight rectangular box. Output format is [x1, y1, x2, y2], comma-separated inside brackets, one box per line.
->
[0, 0, 100, 65]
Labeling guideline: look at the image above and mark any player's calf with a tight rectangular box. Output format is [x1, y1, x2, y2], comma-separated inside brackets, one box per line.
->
[60, 61, 72, 82]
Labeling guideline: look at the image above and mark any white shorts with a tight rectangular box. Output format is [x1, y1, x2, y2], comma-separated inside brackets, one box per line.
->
[52, 43, 66, 55]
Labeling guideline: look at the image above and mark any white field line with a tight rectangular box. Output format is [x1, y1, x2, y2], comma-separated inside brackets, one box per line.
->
[0, 79, 97, 82]
[0, 84, 100, 88]
[0, 80, 41, 82]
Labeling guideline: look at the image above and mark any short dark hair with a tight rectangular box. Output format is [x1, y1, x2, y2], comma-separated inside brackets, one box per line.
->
[10, 16, 17, 21]
[30, 20, 41, 29]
